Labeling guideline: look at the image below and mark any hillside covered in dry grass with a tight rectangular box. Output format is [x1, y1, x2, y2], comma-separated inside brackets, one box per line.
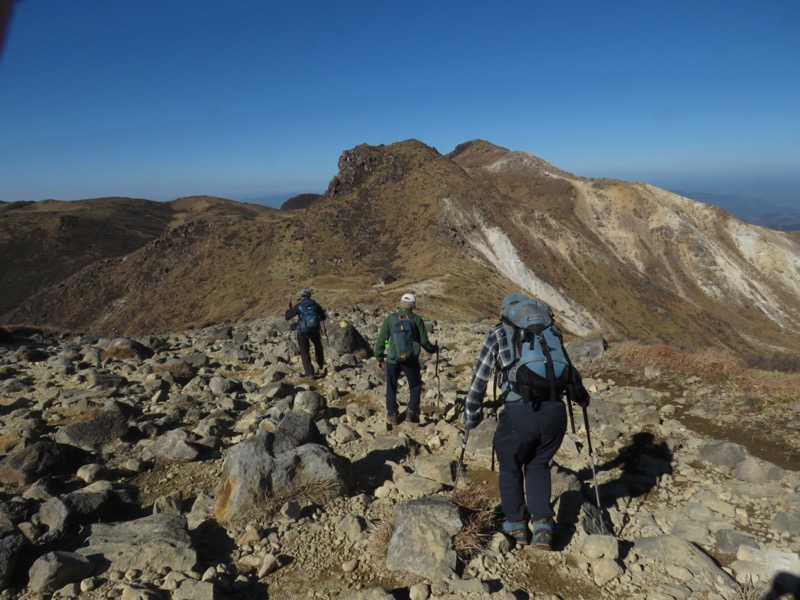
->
[2, 139, 799, 358]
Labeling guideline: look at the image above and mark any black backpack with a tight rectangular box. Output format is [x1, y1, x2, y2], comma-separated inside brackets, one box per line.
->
[297, 299, 321, 332]
[499, 297, 572, 407]
[387, 311, 420, 363]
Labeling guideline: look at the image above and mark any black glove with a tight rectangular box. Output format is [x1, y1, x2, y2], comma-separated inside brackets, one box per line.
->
[566, 383, 590, 408]
[574, 384, 590, 408]
[430, 343, 440, 353]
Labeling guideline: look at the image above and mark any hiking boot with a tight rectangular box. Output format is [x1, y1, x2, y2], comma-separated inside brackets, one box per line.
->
[530, 518, 553, 549]
[406, 410, 420, 424]
[386, 414, 398, 429]
[502, 520, 529, 546]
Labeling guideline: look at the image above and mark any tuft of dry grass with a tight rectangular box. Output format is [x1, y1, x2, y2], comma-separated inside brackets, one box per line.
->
[364, 485, 499, 564]
[366, 516, 395, 561]
[225, 477, 341, 525]
[264, 477, 340, 513]
[603, 341, 800, 404]
[452, 483, 498, 561]
[735, 577, 768, 600]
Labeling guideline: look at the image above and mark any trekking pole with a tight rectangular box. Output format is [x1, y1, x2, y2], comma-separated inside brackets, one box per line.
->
[323, 321, 330, 346]
[565, 386, 576, 435]
[452, 428, 470, 495]
[434, 340, 441, 408]
[582, 404, 606, 535]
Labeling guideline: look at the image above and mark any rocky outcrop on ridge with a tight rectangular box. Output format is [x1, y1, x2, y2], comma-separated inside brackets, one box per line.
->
[0, 310, 798, 599]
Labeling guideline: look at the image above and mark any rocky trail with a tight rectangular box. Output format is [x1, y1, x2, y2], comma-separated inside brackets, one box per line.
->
[0, 309, 798, 600]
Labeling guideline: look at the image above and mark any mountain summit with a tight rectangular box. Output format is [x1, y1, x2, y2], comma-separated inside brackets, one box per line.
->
[2, 140, 799, 354]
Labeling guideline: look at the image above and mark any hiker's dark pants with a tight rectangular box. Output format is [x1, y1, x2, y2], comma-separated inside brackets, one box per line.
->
[385, 360, 422, 416]
[298, 329, 324, 376]
[493, 399, 567, 523]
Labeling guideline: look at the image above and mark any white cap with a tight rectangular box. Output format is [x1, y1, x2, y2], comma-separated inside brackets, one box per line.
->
[401, 293, 416, 304]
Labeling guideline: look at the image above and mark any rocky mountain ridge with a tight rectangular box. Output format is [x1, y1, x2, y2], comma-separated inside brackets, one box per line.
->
[0, 311, 798, 599]
[1, 140, 799, 357]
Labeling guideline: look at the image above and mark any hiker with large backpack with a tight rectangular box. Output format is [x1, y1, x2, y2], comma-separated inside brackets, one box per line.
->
[463, 293, 590, 549]
[374, 293, 438, 428]
[284, 288, 327, 379]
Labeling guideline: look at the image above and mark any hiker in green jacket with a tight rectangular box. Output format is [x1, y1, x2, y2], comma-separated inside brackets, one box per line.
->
[374, 293, 438, 427]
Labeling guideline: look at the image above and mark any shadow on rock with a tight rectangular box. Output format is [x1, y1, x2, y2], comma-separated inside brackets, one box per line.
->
[352, 446, 411, 493]
[578, 430, 673, 514]
[191, 519, 237, 565]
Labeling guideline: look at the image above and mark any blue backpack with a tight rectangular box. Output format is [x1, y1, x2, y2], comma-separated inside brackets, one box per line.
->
[297, 299, 320, 332]
[499, 297, 571, 407]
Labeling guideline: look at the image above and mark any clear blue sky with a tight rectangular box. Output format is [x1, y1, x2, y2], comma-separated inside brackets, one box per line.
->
[1, 0, 798, 206]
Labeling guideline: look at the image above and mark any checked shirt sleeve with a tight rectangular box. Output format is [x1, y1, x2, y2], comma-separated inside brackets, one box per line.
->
[464, 326, 503, 429]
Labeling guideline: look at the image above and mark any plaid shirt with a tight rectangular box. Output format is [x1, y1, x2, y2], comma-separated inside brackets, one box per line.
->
[464, 323, 514, 429]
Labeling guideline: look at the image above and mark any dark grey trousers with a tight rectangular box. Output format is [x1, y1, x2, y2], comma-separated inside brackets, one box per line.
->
[493, 400, 567, 522]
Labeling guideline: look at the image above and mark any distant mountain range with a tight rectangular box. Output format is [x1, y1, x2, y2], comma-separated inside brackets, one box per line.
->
[670, 190, 800, 231]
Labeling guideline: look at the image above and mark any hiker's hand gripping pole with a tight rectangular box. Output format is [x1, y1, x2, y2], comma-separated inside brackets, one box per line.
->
[582, 404, 606, 535]
[452, 427, 470, 495]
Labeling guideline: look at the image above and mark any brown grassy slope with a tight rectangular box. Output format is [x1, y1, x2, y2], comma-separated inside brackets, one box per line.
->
[2, 197, 293, 335]
[2, 140, 799, 356]
[0, 197, 176, 318]
[302, 140, 523, 317]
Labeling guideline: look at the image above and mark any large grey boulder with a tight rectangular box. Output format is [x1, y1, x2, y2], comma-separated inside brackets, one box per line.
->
[28, 551, 94, 593]
[54, 404, 130, 449]
[698, 441, 747, 469]
[0, 534, 23, 591]
[634, 535, 736, 595]
[385, 496, 463, 581]
[215, 413, 351, 522]
[0, 441, 90, 486]
[327, 320, 372, 357]
[77, 513, 197, 573]
[139, 429, 202, 462]
[215, 430, 275, 522]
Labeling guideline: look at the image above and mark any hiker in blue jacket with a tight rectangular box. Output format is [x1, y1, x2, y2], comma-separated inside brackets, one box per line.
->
[374, 293, 438, 427]
[464, 293, 588, 549]
[284, 288, 327, 379]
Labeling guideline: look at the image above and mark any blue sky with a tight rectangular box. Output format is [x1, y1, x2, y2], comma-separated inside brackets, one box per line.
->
[0, 1, 798, 207]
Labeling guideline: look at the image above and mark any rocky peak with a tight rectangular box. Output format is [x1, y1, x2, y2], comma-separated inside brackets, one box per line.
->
[326, 139, 441, 196]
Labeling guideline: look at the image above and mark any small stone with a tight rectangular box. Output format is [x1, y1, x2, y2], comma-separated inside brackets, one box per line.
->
[342, 559, 358, 573]
[592, 558, 622, 586]
[258, 553, 280, 578]
[80, 577, 98, 592]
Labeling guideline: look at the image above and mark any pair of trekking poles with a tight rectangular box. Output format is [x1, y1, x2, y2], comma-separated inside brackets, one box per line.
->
[453, 387, 605, 535]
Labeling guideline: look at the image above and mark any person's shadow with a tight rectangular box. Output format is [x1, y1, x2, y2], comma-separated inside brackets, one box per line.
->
[563, 431, 674, 539]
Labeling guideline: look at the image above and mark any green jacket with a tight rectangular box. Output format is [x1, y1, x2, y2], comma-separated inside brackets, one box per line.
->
[374, 308, 436, 363]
